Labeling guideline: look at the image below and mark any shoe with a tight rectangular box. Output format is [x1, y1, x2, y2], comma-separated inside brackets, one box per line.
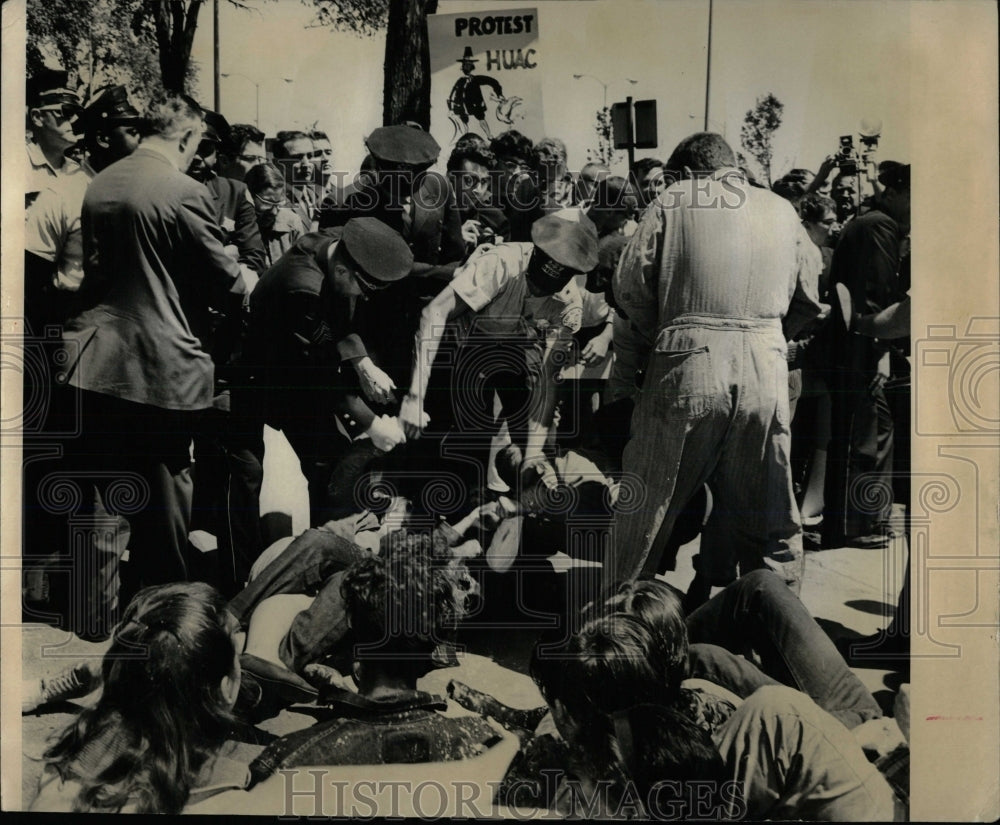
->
[239, 653, 317, 706]
[23, 662, 97, 713]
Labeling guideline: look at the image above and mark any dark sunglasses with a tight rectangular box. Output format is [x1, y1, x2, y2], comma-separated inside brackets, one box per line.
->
[38, 104, 83, 120]
[197, 139, 219, 158]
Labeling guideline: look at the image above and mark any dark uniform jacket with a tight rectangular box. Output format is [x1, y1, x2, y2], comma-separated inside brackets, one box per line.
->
[241, 231, 375, 437]
[317, 172, 467, 384]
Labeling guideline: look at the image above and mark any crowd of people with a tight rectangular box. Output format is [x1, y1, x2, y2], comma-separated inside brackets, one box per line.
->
[21, 66, 912, 818]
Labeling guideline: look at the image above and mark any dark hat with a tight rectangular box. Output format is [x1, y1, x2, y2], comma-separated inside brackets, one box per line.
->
[457, 46, 478, 63]
[80, 86, 141, 131]
[339, 217, 414, 290]
[27, 68, 81, 110]
[877, 161, 910, 191]
[201, 109, 233, 148]
[365, 125, 440, 167]
[529, 211, 600, 290]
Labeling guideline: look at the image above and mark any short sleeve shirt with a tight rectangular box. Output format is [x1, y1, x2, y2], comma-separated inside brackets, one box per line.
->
[25, 167, 94, 291]
[450, 242, 583, 345]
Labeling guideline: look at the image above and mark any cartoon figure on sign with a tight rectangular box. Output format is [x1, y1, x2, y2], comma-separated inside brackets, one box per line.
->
[447, 46, 521, 141]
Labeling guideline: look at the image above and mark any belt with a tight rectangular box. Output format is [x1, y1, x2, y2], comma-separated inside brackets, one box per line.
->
[663, 313, 782, 331]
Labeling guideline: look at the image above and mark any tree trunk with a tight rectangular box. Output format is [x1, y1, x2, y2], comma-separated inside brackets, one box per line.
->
[382, 0, 438, 128]
[151, 0, 202, 93]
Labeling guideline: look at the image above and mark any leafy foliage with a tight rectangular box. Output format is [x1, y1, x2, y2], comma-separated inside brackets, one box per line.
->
[302, 0, 389, 35]
[586, 106, 622, 167]
[27, 0, 260, 102]
[740, 93, 784, 187]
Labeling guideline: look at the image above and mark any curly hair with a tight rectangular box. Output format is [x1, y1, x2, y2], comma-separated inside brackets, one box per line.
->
[229, 123, 265, 155]
[42, 582, 237, 814]
[490, 129, 534, 166]
[341, 549, 463, 678]
[798, 192, 837, 223]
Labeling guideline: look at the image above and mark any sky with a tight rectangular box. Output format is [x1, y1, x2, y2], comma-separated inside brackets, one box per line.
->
[193, 0, 915, 179]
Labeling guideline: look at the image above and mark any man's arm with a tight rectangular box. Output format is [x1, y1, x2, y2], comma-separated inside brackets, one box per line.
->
[612, 205, 665, 348]
[230, 183, 268, 276]
[399, 284, 469, 438]
[178, 186, 246, 308]
[783, 223, 827, 341]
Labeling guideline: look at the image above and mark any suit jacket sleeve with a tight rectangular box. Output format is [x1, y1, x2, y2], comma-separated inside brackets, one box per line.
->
[178, 185, 245, 310]
[231, 183, 268, 274]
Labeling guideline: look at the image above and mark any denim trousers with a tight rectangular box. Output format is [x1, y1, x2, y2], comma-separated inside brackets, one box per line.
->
[686, 570, 883, 729]
[612, 319, 803, 590]
[227, 527, 366, 673]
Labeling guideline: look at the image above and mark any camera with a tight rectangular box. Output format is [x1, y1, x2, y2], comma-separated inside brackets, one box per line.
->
[836, 135, 860, 176]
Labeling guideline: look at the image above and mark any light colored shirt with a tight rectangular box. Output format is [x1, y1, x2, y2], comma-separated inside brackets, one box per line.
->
[450, 242, 583, 345]
[25, 164, 95, 291]
[615, 168, 823, 346]
[26, 140, 81, 207]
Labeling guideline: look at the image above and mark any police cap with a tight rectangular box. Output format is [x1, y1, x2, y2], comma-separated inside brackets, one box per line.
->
[80, 86, 141, 131]
[365, 125, 440, 167]
[28, 68, 81, 111]
[201, 109, 233, 150]
[339, 217, 414, 291]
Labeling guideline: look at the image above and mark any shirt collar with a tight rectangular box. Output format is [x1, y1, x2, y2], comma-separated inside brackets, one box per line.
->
[27, 140, 80, 176]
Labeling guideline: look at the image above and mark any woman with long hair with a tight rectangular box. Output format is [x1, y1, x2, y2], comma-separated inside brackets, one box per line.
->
[32, 582, 241, 814]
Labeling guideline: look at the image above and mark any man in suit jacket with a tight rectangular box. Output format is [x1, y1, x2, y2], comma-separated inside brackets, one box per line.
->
[60, 93, 247, 637]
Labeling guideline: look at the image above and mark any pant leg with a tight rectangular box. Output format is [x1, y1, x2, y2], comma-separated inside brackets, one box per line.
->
[279, 422, 351, 528]
[823, 372, 894, 542]
[227, 527, 365, 626]
[688, 643, 781, 699]
[714, 686, 900, 821]
[697, 333, 802, 589]
[610, 340, 729, 587]
[83, 394, 195, 602]
[685, 569, 883, 729]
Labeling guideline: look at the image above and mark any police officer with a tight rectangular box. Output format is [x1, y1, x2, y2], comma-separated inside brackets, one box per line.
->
[400, 211, 597, 493]
[25, 85, 142, 330]
[232, 218, 415, 548]
[26, 68, 83, 210]
[318, 125, 467, 405]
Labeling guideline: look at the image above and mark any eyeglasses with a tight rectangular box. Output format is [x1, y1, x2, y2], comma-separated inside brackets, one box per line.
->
[196, 139, 218, 158]
[460, 172, 491, 188]
[37, 104, 82, 120]
[252, 191, 287, 208]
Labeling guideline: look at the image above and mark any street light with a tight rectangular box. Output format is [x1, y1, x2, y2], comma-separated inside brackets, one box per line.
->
[572, 74, 638, 111]
[221, 74, 294, 129]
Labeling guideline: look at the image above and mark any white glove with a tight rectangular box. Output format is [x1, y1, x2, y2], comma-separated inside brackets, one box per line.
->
[365, 415, 406, 452]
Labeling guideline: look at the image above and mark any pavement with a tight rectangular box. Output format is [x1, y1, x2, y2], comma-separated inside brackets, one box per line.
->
[17, 427, 910, 808]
